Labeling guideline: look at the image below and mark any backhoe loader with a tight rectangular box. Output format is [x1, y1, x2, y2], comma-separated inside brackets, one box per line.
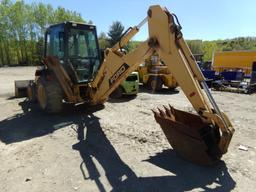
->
[16, 5, 234, 165]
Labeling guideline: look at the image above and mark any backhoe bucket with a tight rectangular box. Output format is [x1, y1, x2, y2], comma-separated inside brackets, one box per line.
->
[153, 105, 222, 165]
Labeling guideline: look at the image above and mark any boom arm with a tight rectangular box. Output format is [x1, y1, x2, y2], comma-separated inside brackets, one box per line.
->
[88, 5, 234, 155]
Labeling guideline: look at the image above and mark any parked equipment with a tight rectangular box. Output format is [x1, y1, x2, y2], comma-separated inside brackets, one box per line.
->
[110, 71, 139, 98]
[137, 54, 178, 91]
[15, 5, 234, 165]
[199, 56, 256, 94]
[220, 71, 244, 81]
[213, 51, 256, 76]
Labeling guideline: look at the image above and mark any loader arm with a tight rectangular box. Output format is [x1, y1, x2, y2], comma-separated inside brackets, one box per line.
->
[89, 5, 234, 165]
[88, 16, 153, 104]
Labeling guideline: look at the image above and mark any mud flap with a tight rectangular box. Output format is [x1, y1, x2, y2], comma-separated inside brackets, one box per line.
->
[153, 105, 222, 165]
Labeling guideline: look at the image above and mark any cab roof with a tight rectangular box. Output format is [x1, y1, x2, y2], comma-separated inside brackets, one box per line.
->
[47, 21, 96, 30]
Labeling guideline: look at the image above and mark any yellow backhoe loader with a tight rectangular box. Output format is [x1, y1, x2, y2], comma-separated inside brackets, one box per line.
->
[137, 53, 178, 91]
[15, 5, 234, 165]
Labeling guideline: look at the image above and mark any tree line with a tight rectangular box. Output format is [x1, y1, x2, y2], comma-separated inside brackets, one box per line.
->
[102, 25, 256, 62]
[0, 0, 138, 67]
[0, 0, 84, 66]
[1, 1, 256, 66]
[187, 37, 256, 61]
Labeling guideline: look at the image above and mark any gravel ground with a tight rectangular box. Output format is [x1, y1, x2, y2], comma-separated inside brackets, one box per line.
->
[0, 67, 255, 192]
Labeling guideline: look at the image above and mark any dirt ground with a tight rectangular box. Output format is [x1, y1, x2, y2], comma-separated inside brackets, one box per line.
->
[0, 67, 255, 192]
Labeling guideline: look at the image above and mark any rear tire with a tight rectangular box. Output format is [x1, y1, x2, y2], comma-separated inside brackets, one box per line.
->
[147, 76, 163, 91]
[168, 86, 178, 92]
[37, 78, 63, 114]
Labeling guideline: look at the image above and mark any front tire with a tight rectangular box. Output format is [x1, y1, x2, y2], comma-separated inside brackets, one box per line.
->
[37, 78, 63, 114]
[147, 76, 163, 91]
[110, 86, 123, 99]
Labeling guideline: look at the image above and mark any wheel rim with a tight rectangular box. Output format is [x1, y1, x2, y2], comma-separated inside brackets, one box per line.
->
[38, 85, 47, 109]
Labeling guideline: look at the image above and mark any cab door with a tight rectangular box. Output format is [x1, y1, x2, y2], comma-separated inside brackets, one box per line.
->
[44, 25, 65, 61]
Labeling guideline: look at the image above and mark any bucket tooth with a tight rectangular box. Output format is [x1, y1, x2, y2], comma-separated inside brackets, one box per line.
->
[169, 104, 175, 114]
[151, 109, 160, 117]
[163, 105, 173, 118]
[157, 107, 166, 118]
[153, 105, 222, 165]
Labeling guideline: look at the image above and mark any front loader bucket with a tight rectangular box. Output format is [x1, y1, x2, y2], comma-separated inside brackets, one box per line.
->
[153, 105, 222, 165]
[14, 80, 31, 98]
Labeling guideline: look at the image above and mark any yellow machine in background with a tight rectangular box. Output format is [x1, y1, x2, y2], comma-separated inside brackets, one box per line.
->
[213, 51, 256, 75]
[137, 53, 178, 91]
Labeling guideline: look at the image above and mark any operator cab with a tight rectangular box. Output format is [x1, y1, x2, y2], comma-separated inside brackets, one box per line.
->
[44, 21, 101, 83]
